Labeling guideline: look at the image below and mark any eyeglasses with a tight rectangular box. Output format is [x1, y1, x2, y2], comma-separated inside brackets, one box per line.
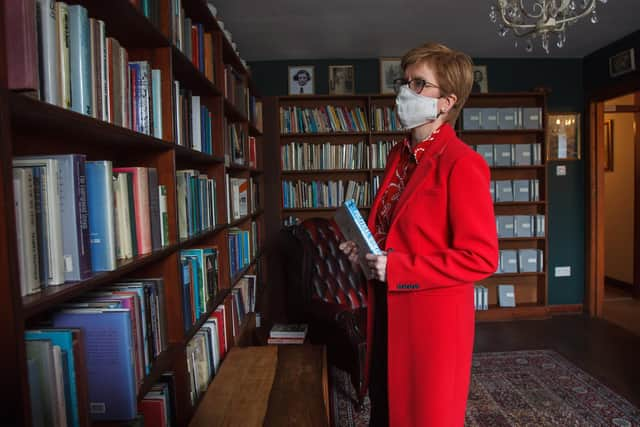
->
[393, 78, 439, 94]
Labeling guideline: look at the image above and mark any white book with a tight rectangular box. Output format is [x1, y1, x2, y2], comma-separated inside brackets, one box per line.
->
[173, 80, 181, 146]
[37, 0, 60, 105]
[13, 169, 41, 296]
[14, 158, 64, 285]
[51, 345, 68, 427]
[98, 20, 108, 121]
[191, 95, 202, 151]
[113, 173, 133, 259]
[55, 2, 71, 109]
[159, 185, 168, 246]
[89, 18, 98, 119]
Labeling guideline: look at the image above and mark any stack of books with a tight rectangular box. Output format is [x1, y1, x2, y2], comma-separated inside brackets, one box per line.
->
[267, 323, 308, 345]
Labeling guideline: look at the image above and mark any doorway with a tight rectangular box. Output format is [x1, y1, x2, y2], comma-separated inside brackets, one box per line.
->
[587, 92, 640, 330]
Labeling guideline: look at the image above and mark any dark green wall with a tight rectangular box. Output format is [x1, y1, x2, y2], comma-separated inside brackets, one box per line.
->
[251, 57, 585, 305]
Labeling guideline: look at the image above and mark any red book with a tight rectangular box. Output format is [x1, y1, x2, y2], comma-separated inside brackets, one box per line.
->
[140, 398, 166, 427]
[211, 308, 227, 359]
[5, 0, 39, 91]
[248, 136, 257, 168]
[191, 25, 198, 68]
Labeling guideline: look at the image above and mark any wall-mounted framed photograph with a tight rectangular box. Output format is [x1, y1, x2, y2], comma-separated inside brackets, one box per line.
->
[288, 66, 315, 95]
[329, 65, 354, 95]
[609, 48, 636, 78]
[472, 65, 488, 93]
[546, 112, 581, 160]
[604, 119, 614, 172]
[379, 57, 402, 95]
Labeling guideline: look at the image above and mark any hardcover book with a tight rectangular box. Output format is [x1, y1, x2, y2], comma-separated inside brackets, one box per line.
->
[334, 199, 382, 279]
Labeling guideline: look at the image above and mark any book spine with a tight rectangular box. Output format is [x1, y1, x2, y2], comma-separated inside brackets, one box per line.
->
[345, 199, 380, 254]
[159, 186, 169, 247]
[151, 69, 163, 139]
[76, 155, 92, 278]
[148, 168, 161, 251]
[86, 161, 116, 271]
[68, 5, 93, 116]
[36, 0, 60, 105]
[56, 2, 71, 109]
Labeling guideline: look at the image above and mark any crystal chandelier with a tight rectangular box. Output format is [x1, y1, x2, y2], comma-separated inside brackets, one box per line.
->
[489, 0, 608, 54]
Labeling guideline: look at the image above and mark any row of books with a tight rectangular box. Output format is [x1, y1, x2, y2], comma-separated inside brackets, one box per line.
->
[13, 156, 168, 295]
[462, 107, 543, 131]
[282, 180, 372, 209]
[371, 140, 400, 169]
[491, 179, 541, 203]
[180, 247, 220, 331]
[228, 227, 258, 278]
[226, 176, 248, 222]
[25, 278, 168, 424]
[176, 170, 217, 240]
[281, 141, 369, 171]
[474, 285, 489, 311]
[12, 1, 162, 136]
[186, 274, 258, 404]
[280, 106, 369, 134]
[249, 96, 264, 132]
[496, 215, 545, 238]
[173, 83, 216, 154]
[497, 249, 544, 274]
[474, 143, 543, 167]
[224, 65, 249, 117]
[173, 1, 218, 84]
[370, 106, 401, 132]
[475, 284, 518, 310]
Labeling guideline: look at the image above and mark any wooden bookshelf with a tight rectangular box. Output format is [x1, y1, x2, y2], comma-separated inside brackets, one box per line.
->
[269, 92, 549, 321]
[1, 0, 266, 425]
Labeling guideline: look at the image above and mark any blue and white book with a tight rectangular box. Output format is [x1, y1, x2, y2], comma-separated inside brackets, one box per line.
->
[334, 199, 382, 279]
[52, 308, 137, 421]
[86, 161, 116, 272]
[151, 69, 162, 139]
[25, 329, 81, 427]
[68, 4, 92, 116]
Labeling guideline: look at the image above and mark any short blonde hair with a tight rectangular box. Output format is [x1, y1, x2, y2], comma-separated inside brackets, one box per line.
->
[401, 43, 473, 124]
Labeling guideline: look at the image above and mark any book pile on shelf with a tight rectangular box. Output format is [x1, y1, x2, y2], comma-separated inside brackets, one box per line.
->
[249, 177, 261, 213]
[229, 275, 257, 337]
[226, 175, 248, 222]
[228, 228, 252, 278]
[496, 215, 545, 238]
[224, 64, 249, 116]
[225, 120, 247, 165]
[176, 170, 218, 240]
[281, 140, 369, 171]
[13, 156, 168, 296]
[474, 285, 488, 311]
[282, 179, 371, 209]
[268, 323, 308, 345]
[180, 247, 220, 332]
[280, 105, 369, 134]
[173, 84, 216, 154]
[10, 1, 163, 137]
[249, 96, 263, 131]
[25, 277, 168, 423]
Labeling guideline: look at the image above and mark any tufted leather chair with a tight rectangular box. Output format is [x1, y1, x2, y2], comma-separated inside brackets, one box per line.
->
[279, 217, 368, 404]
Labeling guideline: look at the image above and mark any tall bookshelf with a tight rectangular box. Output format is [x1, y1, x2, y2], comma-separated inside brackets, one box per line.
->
[268, 92, 549, 323]
[1, 0, 265, 425]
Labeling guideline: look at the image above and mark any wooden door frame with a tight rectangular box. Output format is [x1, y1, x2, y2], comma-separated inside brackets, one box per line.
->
[587, 86, 640, 317]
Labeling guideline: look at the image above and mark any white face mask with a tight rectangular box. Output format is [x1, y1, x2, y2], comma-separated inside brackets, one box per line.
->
[395, 85, 440, 130]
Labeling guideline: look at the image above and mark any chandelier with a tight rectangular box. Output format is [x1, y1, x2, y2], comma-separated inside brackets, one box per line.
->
[489, 0, 608, 53]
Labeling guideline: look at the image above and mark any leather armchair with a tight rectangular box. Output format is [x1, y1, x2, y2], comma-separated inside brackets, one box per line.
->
[279, 217, 368, 404]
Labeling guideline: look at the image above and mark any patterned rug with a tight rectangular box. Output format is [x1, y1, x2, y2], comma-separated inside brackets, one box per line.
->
[330, 350, 640, 426]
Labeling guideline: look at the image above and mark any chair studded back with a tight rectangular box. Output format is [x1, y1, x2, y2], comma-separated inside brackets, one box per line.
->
[296, 218, 368, 310]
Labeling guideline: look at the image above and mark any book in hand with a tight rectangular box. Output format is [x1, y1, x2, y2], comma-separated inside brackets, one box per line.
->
[269, 323, 308, 339]
[334, 199, 382, 280]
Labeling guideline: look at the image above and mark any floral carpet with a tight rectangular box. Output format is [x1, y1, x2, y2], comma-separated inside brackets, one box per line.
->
[331, 350, 640, 426]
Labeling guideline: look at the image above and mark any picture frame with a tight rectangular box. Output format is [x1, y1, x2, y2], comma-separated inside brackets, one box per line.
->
[546, 113, 581, 160]
[604, 119, 614, 172]
[329, 65, 354, 95]
[472, 65, 488, 93]
[379, 57, 402, 95]
[288, 66, 315, 95]
[609, 48, 636, 78]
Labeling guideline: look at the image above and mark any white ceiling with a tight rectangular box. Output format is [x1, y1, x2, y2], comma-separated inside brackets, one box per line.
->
[209, 0, 640, 61]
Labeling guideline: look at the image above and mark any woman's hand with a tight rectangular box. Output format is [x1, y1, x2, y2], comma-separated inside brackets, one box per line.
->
[366, 253, 388, 282]
[338, 240, 360, 266]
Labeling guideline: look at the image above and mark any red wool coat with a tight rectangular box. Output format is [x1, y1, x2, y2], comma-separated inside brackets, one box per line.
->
[365, 124, 499, 426]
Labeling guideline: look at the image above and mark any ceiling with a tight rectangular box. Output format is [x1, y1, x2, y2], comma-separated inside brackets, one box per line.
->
[209, 0, 640, 62]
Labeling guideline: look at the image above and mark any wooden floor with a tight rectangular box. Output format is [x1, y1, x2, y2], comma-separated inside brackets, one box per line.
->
[475, 313, 640, 408]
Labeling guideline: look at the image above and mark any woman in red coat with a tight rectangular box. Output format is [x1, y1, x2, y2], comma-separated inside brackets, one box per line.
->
[340, 43, 498, 426]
